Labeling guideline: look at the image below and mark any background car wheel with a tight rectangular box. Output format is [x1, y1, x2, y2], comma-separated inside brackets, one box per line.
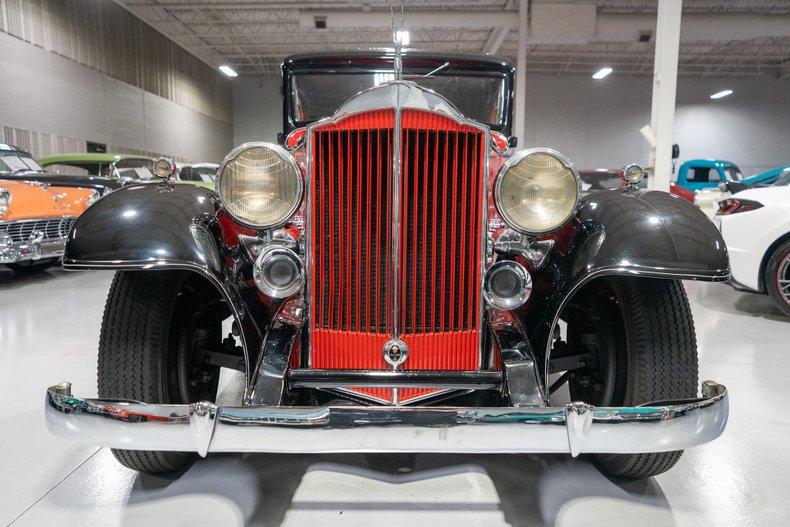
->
[6, 258, 59, 273]
[97, 270, 224, 475]
[563, 276, 698, 479]
[764, 240, 790, 317]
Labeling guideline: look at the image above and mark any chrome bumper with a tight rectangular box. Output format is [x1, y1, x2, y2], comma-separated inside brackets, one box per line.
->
[0, 233, 66, 264]
[45, 381, 728, 457]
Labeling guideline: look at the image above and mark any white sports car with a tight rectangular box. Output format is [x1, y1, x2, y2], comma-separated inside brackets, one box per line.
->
[715, 184, 790, 316]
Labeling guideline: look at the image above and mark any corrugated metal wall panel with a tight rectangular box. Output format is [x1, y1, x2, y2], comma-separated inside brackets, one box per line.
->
[0, 0, 231, 124]
[1, 123, 187, 161]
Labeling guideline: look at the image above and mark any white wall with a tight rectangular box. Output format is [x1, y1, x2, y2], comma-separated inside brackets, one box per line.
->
[233, 76, 282, 146]
[523, 73, 790, 176]
[0, 31, 232, 162]
[233, 72, 789, 176]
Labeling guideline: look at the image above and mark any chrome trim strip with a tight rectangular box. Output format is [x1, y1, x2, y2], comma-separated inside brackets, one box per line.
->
[288, 369, 502, 390]
[46, 381, 729, 457]
[391, 98, 403, 345]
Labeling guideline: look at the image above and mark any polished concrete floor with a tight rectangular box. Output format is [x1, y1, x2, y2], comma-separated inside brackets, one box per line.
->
[1, 266, 788, 526]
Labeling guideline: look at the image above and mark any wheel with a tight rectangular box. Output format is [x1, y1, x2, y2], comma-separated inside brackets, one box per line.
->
[764, 240, 790, 317]
[6, 258, 59, 273]
[561, 277, 698, 479]
[97, 270, 225, 474]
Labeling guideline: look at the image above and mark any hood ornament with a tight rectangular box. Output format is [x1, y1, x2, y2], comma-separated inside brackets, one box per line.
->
[391, 4, 405, 81]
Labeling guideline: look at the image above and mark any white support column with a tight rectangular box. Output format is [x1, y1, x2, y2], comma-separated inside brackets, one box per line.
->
[648, 0, 682, 191]
[514, 0, 529, 143]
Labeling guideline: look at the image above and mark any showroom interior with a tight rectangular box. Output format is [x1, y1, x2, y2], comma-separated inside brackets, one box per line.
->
[1, 0, 789, 525]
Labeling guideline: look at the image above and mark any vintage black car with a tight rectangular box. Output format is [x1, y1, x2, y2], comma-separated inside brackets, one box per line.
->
[46, 50, 729, 479]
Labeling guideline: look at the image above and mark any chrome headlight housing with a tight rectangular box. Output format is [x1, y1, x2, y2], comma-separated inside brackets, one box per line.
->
[0, 188, 10, 217]
[495, 148, 581, 234]
[217, 142, 302, 229]
[86, 188, 101, 208]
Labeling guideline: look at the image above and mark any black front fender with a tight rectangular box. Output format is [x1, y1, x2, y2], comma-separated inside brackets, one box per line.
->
[528, 190, 729, 379]
[64, 183, 263, 382]
[65, 183, 221, 271]
[570, 189, 729, 282]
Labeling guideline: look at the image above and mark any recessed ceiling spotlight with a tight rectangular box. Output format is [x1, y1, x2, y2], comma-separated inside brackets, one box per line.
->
[710, 89, 733, 99]
[219, 65, 238, 78]
[395, 29, 410, 46]
[592, 66, 613, 80]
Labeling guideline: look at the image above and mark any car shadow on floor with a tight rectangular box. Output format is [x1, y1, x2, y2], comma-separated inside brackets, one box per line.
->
[121, 452, 672, 526]
[690, 281, 789, 323]
[0, 265, 66, 287]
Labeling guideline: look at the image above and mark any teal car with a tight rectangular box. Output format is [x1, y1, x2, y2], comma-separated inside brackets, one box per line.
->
[741, 164, 790, 187]
[675, 159, 743, 191]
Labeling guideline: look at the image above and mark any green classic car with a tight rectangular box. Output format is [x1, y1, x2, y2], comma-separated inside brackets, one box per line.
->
[38, 153, 215, 190]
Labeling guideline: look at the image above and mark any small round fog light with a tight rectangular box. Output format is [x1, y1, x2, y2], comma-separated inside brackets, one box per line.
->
[622, 164, 645, 185]
[484, 260, 532, 310]
[253, 246, 303, 298]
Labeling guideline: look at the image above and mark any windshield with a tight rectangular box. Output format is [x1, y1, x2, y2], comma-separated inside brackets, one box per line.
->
[725, 166, 742, 181]
[0, 151, 44, 173]
[114, 158, 155, 180]
[290, 71, 507, 129]
[191, 166, 218, 183]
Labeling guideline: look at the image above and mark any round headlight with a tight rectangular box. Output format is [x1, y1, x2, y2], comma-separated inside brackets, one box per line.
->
[217, 142, 302, 228]
[495, 148, 580, 234]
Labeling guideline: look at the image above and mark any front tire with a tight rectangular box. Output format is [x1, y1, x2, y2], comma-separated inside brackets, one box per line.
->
[97, 270, 224, 474]
[564, 277, 698, 479]
[764, 240, 790, 317]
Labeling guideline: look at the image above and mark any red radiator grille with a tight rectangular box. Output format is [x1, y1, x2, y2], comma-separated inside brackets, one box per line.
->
[309, 108, 485, 403]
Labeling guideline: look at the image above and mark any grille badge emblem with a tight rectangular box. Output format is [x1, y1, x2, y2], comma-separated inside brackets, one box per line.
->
[383, 339, 409, 368]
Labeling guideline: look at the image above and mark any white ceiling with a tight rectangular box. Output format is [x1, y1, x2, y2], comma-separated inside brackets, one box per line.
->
[116, 0, 790, 77]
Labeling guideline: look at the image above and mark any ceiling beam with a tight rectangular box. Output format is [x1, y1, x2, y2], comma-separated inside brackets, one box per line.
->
[484, 27, 510, 54]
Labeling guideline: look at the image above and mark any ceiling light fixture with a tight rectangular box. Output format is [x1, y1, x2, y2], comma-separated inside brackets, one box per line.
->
[394, 30, 410, 46]
[219, 65, 238, 78]
[710, 89, 733, 99]
[592, 67, 613, 80]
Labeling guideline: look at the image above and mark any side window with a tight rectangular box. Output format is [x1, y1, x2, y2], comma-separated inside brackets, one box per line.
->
[43, 164, 89, 176]
[687, 166, 714, 183]
[180, 168, 194, 181]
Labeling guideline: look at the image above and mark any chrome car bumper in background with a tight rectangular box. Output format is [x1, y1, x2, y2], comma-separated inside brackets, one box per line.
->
[0, 234, 66, 263]
[0, 218, 76, 263]
[46, 381, 728, 457]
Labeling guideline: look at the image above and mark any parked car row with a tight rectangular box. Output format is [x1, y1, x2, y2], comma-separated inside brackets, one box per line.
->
[578, 162, 790, 317]
[671, 159, 790, 216]
[714, 179, 790, 317]
[0, 143, 219, 273]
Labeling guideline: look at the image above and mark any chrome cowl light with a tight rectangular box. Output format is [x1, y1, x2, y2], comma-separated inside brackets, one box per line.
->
[495, 148, 581, 234]
[484, 260, 532, 310]
[217, 142, 302, 229]
[253, 245, 304, 298]
[622, 163, 645, 185]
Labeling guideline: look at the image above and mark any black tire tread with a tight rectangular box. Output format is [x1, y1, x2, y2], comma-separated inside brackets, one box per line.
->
[97, 271, 195, 474]
[764, 240, 790, 317]
[594, 277, 698, 479]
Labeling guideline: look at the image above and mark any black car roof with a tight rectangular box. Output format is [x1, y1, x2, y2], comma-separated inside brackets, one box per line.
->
[283, 50, 513, 73]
